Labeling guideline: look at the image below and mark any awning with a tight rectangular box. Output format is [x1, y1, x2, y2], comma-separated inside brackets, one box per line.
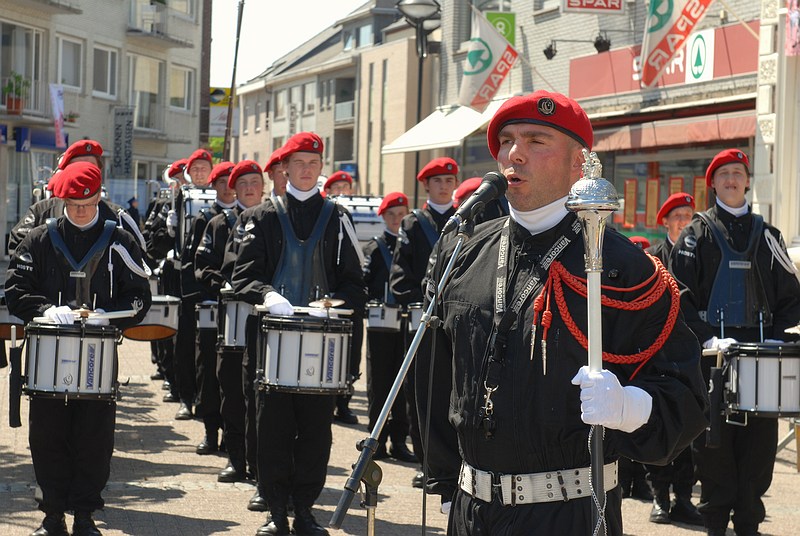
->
[592, 110, 755, 152]
[381, 99, 507, 155]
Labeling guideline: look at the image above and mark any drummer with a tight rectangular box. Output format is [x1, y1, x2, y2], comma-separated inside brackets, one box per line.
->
[195, 160, 264, 489]
[232, 131, 367, 536]
[322, 171, 353, 197]
[265, 148, 288, 198]
[362, 191, 416, 462]
[5, 162, 151, 536]
[670, 149, 800, 536]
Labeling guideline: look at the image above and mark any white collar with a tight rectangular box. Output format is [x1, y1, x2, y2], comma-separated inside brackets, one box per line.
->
[217, 198, 237, 209]
[63, 207, 100, 230]
[427, 199, 453, 214]
[716, 198, 749, 217]
[508, 196, 570, 235]
[384, 227, 399, 237]
[286, 182, 320, 202]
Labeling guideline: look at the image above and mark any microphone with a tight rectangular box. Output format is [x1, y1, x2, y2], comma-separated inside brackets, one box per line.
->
[442, 171, 508, 234]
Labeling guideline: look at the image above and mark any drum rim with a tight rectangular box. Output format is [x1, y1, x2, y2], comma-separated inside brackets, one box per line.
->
[260, 315, 353, 332]
[26, 322, 119, 336]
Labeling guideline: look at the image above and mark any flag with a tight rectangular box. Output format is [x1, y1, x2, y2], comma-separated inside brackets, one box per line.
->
[48, 83, 66, 149]
[640, 0, 714, 88]
[787, 0, 800, 56]
[458, 10, 519, 112]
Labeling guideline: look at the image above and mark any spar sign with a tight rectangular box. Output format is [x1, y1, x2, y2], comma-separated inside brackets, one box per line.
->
[640, 0, 713, 88]
[563, 0, 624, 14]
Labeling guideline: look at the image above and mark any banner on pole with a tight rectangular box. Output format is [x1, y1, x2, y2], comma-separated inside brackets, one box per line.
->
[458, 10, 519, 112]
[640, 0, 713, 88]
[111, 107, 135, 179]
[787, 0, 800, 56]
[48, 84, 66, 149]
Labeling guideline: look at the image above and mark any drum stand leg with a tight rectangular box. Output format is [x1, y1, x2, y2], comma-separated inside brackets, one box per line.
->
[776, 418, 799, 472]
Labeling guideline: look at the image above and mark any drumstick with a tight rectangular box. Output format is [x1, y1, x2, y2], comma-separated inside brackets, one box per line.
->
[254, 305, 355, 316]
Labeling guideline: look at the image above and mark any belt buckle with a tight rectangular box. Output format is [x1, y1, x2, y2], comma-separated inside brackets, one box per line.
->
[556, 470, 569, 502]
[491, 471, 504, 503]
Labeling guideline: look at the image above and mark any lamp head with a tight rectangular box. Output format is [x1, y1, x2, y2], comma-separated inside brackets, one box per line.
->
[543, 42, 557, 60]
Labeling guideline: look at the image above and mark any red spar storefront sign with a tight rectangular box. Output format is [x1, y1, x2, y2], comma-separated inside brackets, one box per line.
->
[563, 0, 624, 13]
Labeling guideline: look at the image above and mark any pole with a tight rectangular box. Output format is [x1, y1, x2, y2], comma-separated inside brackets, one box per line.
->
[412, 22, 425, 209]
[223, 0, 245, 161]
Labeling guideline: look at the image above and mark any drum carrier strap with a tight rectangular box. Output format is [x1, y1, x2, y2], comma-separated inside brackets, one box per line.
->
[374, 235, 393, 272]
[46, 218, 117, 307]
[413, 209, 440, 249]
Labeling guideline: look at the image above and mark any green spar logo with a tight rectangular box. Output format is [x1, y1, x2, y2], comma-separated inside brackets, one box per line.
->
[464, 38, 493, 76]
[690, 34, 707, 79]
[646, 0, 674, 33]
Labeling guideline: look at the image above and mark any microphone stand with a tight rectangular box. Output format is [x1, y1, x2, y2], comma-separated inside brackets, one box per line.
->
[330, 219, 474, 534]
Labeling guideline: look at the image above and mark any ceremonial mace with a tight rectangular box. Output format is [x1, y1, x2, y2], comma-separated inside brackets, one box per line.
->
[565, 150, 619, 535]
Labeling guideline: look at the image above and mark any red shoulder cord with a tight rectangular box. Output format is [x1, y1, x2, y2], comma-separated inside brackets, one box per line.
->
[532, 253, 681, 380]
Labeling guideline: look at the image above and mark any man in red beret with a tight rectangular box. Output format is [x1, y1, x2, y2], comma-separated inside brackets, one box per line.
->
[231, 131, 367, 535]
[5, 161, 151, 536]
[421, 90, 707, 536]
[194, 160, 265, 493]
[646, 193, 695, 267]
[186, 148, 214, 186]
[264, 148, 287, 198]
[57, 139, 104, 170]
[323, 171, 353, 197]
[670, 149, 800, 536]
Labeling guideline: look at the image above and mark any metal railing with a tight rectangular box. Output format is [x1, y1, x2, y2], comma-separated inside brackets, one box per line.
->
[1, 76, 83, 120]
[128, 0, 195, 47]
[334, 100, 355, 122]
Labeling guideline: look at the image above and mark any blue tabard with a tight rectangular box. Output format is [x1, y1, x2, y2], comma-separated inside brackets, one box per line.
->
[271, 196, 335, 306]
[698, 211, 772, 329]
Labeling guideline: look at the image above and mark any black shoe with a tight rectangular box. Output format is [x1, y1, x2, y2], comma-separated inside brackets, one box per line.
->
[388, 443, 418, 463]
[175, 402, 193, 420]
[334, 406, 358, 425]
[706, 529, 728, 536]
[293, 507, 329, 535]
[734, 525, 761, 536]
[649, 492, 671, 524]
[31, 513, 68, 536]
[412, 469, 425, 489]
[218, 462, 246, 482]
[372, 444, 389, 460]
[72, 511, 102, 536]
[248, 490, 269, 512]
[162, 392, 179, 403]
[256, 508, 290, 536]
[196, 433, 218, 455]
[150, 371, 164, 380]
[670, 497, 703, 526]
[162, 380, 171, 391]
[620, 479, 632, 498]
[630, 478, 654, 501]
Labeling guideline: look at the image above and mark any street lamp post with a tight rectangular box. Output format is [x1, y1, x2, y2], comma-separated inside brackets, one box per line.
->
[396, 0, 441, 208]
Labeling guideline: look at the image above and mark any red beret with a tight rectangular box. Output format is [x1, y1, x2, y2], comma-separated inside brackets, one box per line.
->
[454, 177, 482, 208]
[264, 148, 284, 171]
[187, 148, 213, 171]
[324, 171, 353, 190]
[417, 157, 459, 182]
[378, 191, 409, 215]
[705, 149, 750, 187]
[229, 160, 263, 189]
[58, 140, 103, 170]
[629, 236, 651, 250]
[487, 90, 593, 159]
[209, 161, 235, 185]
[656, 192, 695, 225]
[167, 158, 188, 178]
[46, 170, 62, 192]
[54, 162, 102, 200]
[282, 132, 323, 159]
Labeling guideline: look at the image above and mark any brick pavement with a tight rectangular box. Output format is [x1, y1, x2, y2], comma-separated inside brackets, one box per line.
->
[0, 336, 798, 536]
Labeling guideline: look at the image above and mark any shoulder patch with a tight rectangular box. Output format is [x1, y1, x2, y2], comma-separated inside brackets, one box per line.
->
[18, 251, 34, 264]
[244, 220, 256, 232]
[683, 235, 697, 250]
[203, 232, 213, 246]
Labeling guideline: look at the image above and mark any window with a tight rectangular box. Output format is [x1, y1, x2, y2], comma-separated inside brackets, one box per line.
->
[253, 151, 260, 164]
[169, 66, 193, 110]
[243, 105, 249, 135]
[303, 82, 315, 113]
[0, 22, 43, 108]
[343, 31, 354, 51]
[290, 86, 302, 110]
[129, 54, 164, 130]
[254, 101, 261, 132]
[58, 37, 83, 89]
[272, 137, 284, 152]
[93, 46, 118, 98]
[171, 0, 195, 17]
[357, 24, 373, 48]
[275, 89, 286, 118]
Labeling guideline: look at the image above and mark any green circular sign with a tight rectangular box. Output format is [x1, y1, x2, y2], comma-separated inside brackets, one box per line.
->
[464, 38, 493, 76]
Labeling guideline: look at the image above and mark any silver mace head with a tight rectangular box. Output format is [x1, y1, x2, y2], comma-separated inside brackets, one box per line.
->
[565, 149, 620, 272]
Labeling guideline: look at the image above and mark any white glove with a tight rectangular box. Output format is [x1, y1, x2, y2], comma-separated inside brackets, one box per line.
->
[263, 291, 294, 316]
[308, 308, 338, 318]
[764, 338, 784, 344]
[166, 209, 178, 237]
[440, 501, 452, 515]
[702, 336, 738, 352]
[44, 305, 75, 324]
[571, 366, 653, 433]
[86, 308, 110, 326]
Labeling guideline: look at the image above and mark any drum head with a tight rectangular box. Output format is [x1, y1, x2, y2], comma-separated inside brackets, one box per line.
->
[123, 325, 177, 341]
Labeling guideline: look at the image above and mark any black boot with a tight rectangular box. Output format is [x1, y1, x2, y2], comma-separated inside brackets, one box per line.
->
[670, 495, 703, 526]
[247, 487, 268, 512]
[388, 441, 418, 463]
[292, 507, 329, 535]
[334, 397, 358, 425]
[255, 507, 290, 536]
[217, 461, 246, 482]
[630, 477, 654, 501]
[649, 488, 671, 524]
[31, 513, 68, 536]
[196, 428, 219, 455]
[175, 401, 193, 420]
[72, 511, 102, 536]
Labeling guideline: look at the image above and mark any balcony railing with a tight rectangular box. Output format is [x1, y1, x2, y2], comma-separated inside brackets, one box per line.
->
[15, 0, 82, 14]
[1, 76, 83, 121]
[334, 100, 355, 123]
[128, 0, 194, 48]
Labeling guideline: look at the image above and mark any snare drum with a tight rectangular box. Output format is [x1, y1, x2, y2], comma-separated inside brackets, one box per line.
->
[196, 300, 218, 330]
[219, 289, 254, 349]
[182, 186, 216, 218]
[258, 313, 352, 394]
[366, 301, 402, 332]
[123, 295, 180, 341]
[25, 322, 119, 400]
[407, 303, 423, 332]
[726, 342, 800, 417]
[0, 289, 24, 340]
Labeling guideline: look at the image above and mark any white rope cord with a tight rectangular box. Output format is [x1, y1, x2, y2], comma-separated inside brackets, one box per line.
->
[764, 230, 797, 275]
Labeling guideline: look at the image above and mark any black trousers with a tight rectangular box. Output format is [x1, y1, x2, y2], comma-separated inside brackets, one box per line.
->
[693, 415, 778, 531]
[256, 391, 335, 509]
[244, 315, 259, 480]
[646, 446, 695, 497]
[337, 315, 364, 410]
[156, 337, 177, 393]
[195, 327, 221, 433]
[174, 300, 198, 404]
[217, 346, 246, 471]
[29, 398, 116, 513]
[366, 328, 409, 445]
[448, 486, 623, 536]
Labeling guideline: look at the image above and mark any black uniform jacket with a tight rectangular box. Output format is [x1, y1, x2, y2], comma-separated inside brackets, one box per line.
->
[390, 206, 453, 305]
[195, 205, 241, 296]
[231, 193, 367, 310]
[363, 231, 397, 301]
[669, 204, 800, 345]
[425, 213, 708, 490]
[5, 217, 151, 330]
[9, 197, 145, 256]
[180, 202, 224, 301]
[645, 238, 672, 267]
